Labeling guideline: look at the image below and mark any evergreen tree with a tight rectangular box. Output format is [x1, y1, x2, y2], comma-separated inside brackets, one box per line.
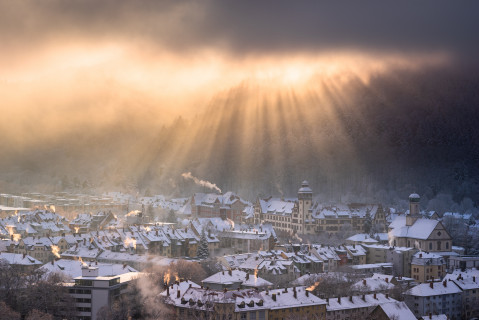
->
[147, 204, 154, 217]
[167, 209, 176, 223]
[197, 229, 209, 259]
[363, 212, 372, 235]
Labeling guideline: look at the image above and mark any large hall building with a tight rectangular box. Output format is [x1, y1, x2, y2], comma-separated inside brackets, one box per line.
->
[254, 181, 388, 236]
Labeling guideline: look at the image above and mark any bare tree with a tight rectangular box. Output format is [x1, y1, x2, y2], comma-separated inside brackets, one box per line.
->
[18, 273, 76, 319]
[0, 301, 21, 320]
[25, 309, 54, 320]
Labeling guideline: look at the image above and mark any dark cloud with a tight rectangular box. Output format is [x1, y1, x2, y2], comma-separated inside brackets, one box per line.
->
[1, 0, 479, 59]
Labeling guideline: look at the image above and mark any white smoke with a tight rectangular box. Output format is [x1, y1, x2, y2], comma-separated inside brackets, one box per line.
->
[181, 172, 222, 193]
[294, 233, 303, 243]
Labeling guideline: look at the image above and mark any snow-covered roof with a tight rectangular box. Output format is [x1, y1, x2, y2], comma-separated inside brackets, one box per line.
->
[420, 314, 448, 320]
[235, 287, 326, 312]
[389, 216, 440, 240]
[0, 252, 42, 265]
[202, 270, 271, 288]
[311, 245, 341, 261]
[412, 252, 446, 266]
[362, 244, 415, 252]
[352, 278, 395, 291]
[298, 181, 312, 193]
[312, 204, 379, 220]
[292, 272, 348, 286]
[40, 259, 137, 281]
[443, 212, 472, 220]
[258, 198, 295, 216]
[350, 263, 393, 270]
[345, 245, 367, 256]
[346, 234, 378, 243]
[159, 280, 201, 297]
[450, 277, 479, 291]
[443, 268, 479, 282]
[405, 281, 462, 296]
[409, 193, 420, 200]
[326, 293, 396, 311]
[377, 301, 416, 320]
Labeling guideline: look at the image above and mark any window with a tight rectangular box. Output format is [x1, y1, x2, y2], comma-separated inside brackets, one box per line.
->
[258, 310, 265, 320]
[75, 279, 93, 286]
[446, 242, 449, 249]
[429, 243, 432, 250]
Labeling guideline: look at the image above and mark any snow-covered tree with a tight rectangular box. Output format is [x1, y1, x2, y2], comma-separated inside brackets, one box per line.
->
[197, 229, 209, 259]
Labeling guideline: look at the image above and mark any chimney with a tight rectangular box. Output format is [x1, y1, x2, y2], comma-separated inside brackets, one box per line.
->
[51, 260, 54, 265]
[177, 290, 180, 298]
[430, 282, 433, 289]
[443, 280, 447, 287]
[189, 284, 192, 288]
[420, 253, 422, 258]
[166, 286, 170, 296]
[228, 269, 232, 276]
[23, 253, 26, 259]
[224, 288, 227, 293]
[362, 295, 365, 301]
[272, 293, 276, 301]
[473, 276, 476, 283]
[338, 297, 341, 304]
[374, 293, 377, 299]
[386, 293, 389, 299]
[246, 273, 250, 281]
[363, 279, 366, 286]
[349, 296, 353, 302]
[294, 290, 297, 299]
[305, 290, 309, 297]
[385, 278, 389, 283]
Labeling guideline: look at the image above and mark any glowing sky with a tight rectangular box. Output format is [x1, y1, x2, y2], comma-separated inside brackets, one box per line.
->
[1, 1, 478, 197]
[1, 1, 477, 131]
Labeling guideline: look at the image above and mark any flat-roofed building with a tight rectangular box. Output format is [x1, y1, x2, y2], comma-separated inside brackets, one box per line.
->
[69, 266, 140, 320]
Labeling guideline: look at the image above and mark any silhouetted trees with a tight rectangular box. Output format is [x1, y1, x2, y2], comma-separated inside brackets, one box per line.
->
[0, 262, 74, 319]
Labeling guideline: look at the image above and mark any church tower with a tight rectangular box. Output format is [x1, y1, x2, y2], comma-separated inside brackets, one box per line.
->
[406, 193, 421, 226]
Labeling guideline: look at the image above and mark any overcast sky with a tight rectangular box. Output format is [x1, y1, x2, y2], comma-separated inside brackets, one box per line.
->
[1, 1, 478, 58]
